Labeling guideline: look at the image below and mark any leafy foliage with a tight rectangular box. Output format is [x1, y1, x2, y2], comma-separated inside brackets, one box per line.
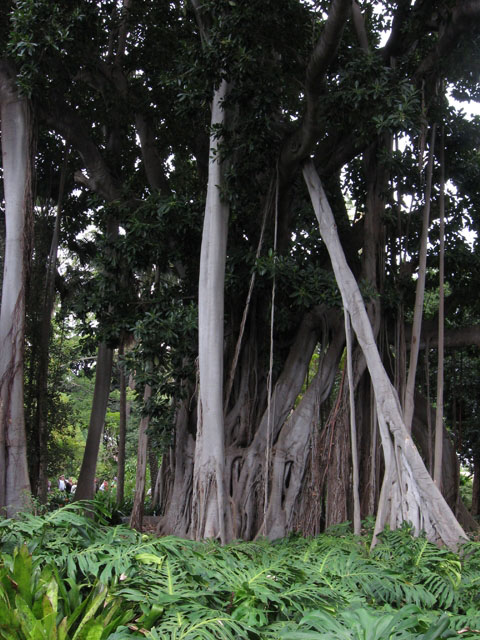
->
[2, 510, 480, 638]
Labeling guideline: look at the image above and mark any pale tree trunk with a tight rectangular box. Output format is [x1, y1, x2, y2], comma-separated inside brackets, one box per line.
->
[74, 343, 114, 501]
[192, 79, 229, 542]
[130, 384, 152, 530]
[303, 160, 467, 550]
[0, 63, 32, 517]
[403, 126, 436, 432]
[434, 126, 445, 489]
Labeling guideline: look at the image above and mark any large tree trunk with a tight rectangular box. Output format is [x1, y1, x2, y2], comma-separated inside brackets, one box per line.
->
[303, 159, 467, 550]
[157, 305, 337, 541]
[192, 79, 229, 542]
[229, 309, 324, 540]
[130, 384, 152, 530]
[157, 391, 195, 537]
[0, 63, 32, 517]
[263, 322, 345, 539]
[74, 343, 114, 501]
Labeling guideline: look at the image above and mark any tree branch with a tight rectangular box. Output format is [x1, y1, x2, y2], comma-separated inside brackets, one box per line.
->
[351, 0, 369, 52]
[279, 0, 352, 177]
[38, 102, 121, 202]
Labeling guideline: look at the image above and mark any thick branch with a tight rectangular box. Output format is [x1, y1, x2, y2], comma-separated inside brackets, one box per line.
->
[381, 0, 412, 60]
[38, 102, 121, 202]
[279, 0, 351, 177]
[352, 0, 369, 52]
[419, 323, 480, 349]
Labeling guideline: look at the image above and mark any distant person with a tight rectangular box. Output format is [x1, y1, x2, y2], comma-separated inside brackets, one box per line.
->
[71, 482, 77, 494]
[58, 475, 66, 491]
[65, 477, 72, 493]
[99, 480, 108, 491]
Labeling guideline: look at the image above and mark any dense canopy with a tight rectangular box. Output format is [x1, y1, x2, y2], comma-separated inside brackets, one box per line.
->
[1, 0, 480, 548]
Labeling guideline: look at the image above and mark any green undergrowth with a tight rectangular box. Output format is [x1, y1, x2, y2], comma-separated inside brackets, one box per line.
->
[1, 504, 480, 639]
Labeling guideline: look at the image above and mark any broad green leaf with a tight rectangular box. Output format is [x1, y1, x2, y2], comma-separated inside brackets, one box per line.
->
[13, 546, 33, 607]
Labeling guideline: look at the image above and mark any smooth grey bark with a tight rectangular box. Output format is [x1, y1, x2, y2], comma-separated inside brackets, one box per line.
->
[303, 159, 467, 550]
[0, 64, 32, 516]
[130, 384, 152, 530]
[192, 79, 229, 541]
[74, 343, 114, 501]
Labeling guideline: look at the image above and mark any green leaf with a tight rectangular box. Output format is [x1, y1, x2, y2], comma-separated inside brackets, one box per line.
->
[71, 584, 108, 640]
[13, 546, 33, 608]
[14, 595, 37, 637]
[421, 614, 451, 640]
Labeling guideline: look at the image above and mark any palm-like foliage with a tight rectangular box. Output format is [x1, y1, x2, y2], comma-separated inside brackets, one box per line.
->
[1, 505, 480, 639]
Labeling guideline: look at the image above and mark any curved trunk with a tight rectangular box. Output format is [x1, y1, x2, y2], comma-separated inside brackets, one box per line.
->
[229, 309, 322, 540]
[262, 324, 344, 538]
[0, 64, 32, 516]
